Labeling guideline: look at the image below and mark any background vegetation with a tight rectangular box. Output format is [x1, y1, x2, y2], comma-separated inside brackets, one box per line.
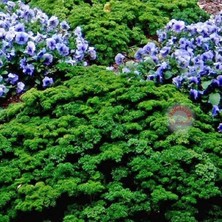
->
[23, 0, 209, 65]
[0, 65, 222, 222]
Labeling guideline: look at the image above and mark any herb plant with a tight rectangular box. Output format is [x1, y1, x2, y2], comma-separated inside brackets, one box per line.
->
[0, 65, 221, 221]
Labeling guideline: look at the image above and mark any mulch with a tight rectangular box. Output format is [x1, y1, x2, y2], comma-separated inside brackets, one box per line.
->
[198, 0, 222, 15]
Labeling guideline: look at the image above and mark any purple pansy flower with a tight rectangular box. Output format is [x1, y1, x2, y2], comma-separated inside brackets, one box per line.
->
[20, 58, 27, 69]
[160, 46, 171, 57]
[46, 38, 56, 50]
[8, 73, 18, 84]
[190, 89, 201, 100]
[212, 105, 220, 117]
[173, 76, 184, 88]
[143, 42, 157, 55]
[189, 77, 199, 85]
[42, 53, 53, 65]
[135, 48, 145, 61]
[74, 26, 82, 37]
[25, 41, 36, 56]
[218, 123, 222, 133]
[15, 32, 29, 45]
[56, 43, 69, 56]
[76, 40, 88, 52]
[172, 20, 185, 33]
[88, 47, 96, 60]
[217, 75, 222, 86]
[37, 48, 46, 59]
[47, 16, 59, 29]
[14, 23, 25, 32]
[5, 31, 15, 41]
[60, 21, 70, 30]
[115, 53, 125, 65]
[42, 76, 53, 87]
[23, 64, 34, 76]
[0, 84, 7, 97]
[16, 82, 25, 93]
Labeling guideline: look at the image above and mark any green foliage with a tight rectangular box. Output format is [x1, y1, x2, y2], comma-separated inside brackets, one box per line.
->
[147, 0, 209, 25]
[25, 0, 209, 65]
[0, 65, 221, 221]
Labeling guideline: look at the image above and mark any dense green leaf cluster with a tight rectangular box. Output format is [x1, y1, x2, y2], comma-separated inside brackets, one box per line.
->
[24, 0, 209, 65]
[0, 65, 221, 221]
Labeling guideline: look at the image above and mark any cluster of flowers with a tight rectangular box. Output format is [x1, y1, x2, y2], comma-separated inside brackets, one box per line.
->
[113, 16, 222, 132]
[0, 0, 96, 98]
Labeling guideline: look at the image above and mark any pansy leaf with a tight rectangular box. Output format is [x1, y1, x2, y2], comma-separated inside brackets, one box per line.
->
[1, 71, 8, 75]
[202, 80, 212, 90]
[35, 79, 41, 85]
[208, 93, 221, 106]
[164, 71, 172, 80]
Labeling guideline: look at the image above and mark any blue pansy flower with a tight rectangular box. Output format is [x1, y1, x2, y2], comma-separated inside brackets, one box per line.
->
[189, 77, 199, 85]
[135, 48, 145, 61]
[23, 64, 34, 76]
[150, 55, 159, 64]
[147, 75, 155, 81]
[20, 57, 27, 69]
[76, 40, 88, 52]
[16, 82, 25, 93]
[143, 42, 157, 55]
[42, 53, 53, 65]
[14, 23, 25, 32]
[15, 32, 29, 45]
[42, 76, 53, 87]
[157, 30, 167, 42]
[8, 73, 18, 84]
[74, 26, 82, 37]
[218, 123, 222, 133]
[46, 38, 56, 50]
[25, 41, 36, 56]
[173, 76, 184, 88]
[37, 48, 46, 59]
[23, 8, 35, 21]
[48, 16, 59, 29]
[190, 89, 201, 100]
[160, 46, 171, 57]
[0, 84, 7, 97]
[5, 30, 15, 41]
[210, 79, 219, 89]
[75, 50, 84, 61]
[56, 43, 69, 56]
[172, 20, 185, 33]
[60, 21, 70, 30]
[115, 53, 125, 65]
[88, 47, 96, 60]
[217, 75, 222, 86]
[212, 105, 220, 117]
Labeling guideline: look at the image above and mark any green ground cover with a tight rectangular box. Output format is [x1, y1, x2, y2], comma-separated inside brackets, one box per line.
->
[0, 66, 222, 221]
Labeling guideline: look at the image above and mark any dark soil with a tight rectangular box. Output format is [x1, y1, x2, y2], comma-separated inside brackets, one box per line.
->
[0, 94, 22, 108]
